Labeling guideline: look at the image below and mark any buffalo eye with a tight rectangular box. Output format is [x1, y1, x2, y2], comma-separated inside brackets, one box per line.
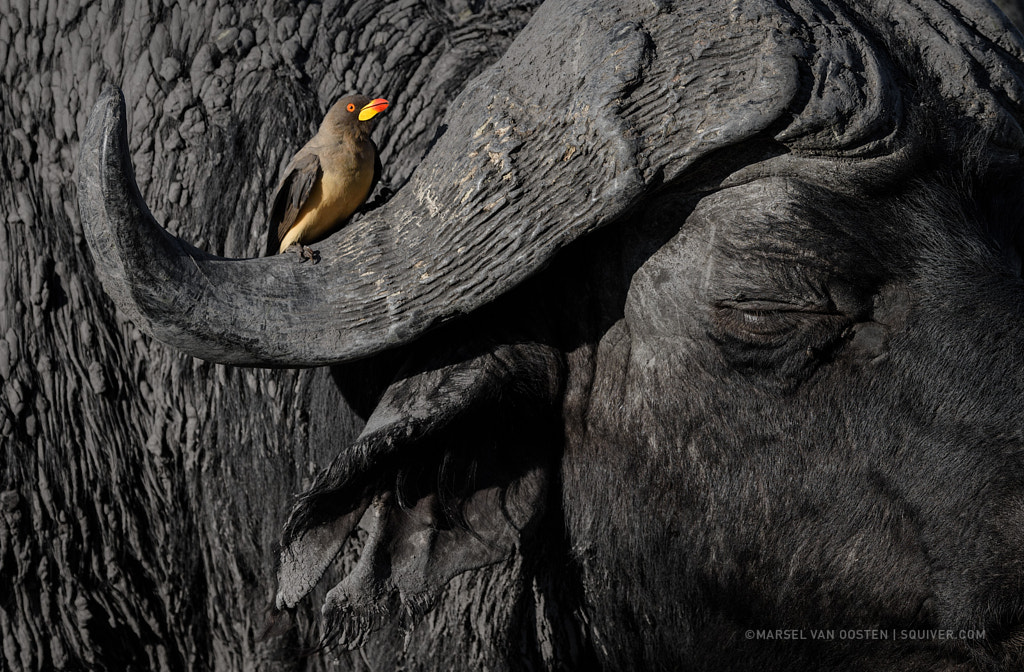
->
[710, 298, 855, 384]
[713, 299, 841, 342]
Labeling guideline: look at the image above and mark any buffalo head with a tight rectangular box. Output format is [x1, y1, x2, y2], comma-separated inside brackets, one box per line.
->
[79, 0, 1024, 668]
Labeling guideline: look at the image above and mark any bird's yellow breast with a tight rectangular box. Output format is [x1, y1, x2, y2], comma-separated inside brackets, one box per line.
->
[278, 154, 375, 253]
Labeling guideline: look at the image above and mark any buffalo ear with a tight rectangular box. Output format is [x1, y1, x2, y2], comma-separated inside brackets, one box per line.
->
[276, 339, 564, 642]
[320, 442, 550, 648]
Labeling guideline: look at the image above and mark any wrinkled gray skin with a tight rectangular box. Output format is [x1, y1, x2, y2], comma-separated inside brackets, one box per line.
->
[8, 1, 1024, 671]
[2, 1, 542, 670]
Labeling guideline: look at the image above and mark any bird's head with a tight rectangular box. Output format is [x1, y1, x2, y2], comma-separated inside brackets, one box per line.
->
[323, 94, 389, 139]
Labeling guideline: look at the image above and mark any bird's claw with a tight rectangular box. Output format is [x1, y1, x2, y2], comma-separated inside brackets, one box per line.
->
[298, 245, 321, 264]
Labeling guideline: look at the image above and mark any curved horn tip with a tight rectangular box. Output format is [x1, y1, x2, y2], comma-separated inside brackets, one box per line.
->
[97, 83, 123, 107]
[86, 84, 127, 141]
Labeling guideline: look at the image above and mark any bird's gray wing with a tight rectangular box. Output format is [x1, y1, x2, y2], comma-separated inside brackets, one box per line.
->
[265, 152, 322, 256]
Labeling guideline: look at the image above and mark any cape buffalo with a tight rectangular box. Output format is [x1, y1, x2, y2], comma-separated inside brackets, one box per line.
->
[77, 0, 1024, 669]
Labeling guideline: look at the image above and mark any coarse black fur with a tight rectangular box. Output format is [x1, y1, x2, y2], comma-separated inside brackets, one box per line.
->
[552, 131, 1024, 669]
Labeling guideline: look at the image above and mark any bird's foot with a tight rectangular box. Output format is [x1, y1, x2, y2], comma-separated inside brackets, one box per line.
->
[297, 244, 320, 264]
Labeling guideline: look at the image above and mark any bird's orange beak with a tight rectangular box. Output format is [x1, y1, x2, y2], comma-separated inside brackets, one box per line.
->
[358, 98, 389, 121]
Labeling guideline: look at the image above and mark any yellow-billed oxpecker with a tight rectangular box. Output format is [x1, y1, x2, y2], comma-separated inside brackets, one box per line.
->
[265, 94, 389, 261]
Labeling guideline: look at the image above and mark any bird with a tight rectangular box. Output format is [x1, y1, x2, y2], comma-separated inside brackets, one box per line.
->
[265, 94, 389, 262]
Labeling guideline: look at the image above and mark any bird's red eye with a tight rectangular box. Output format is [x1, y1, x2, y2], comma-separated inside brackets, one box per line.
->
[347, 103, 356, 112]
